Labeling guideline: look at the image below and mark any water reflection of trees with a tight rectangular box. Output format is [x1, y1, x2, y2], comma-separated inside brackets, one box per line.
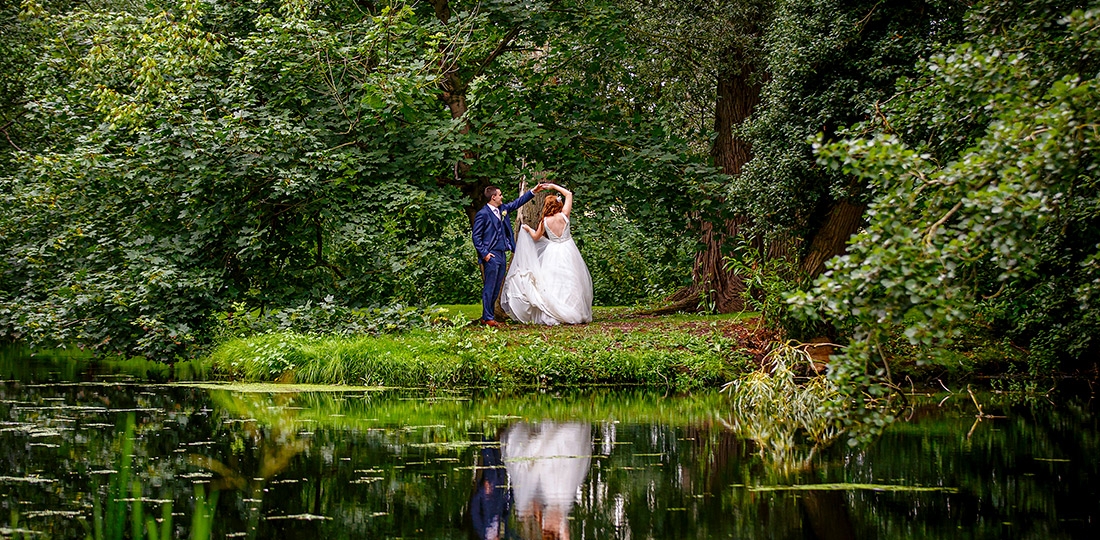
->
[714, 346, 858, 539]
[192, 391, 313, 539]
[2, 372, 1097, 539]
[0, 380, 224, 538]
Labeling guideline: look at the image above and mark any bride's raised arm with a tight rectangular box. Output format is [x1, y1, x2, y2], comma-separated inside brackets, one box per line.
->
[549, 184, 573, 218]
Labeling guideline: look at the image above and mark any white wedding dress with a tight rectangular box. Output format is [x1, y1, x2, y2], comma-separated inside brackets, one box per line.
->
[501, 216, 593, 325]
[502, 422, 592, 536]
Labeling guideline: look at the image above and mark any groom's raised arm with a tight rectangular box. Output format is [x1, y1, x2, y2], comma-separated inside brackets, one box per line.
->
[500, 189, 535, 214]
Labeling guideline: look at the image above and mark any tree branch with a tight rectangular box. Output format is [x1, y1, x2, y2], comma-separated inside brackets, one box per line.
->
[924, 200, 963, 245]
[855, 0, 883, 36]
[1, 119, 23, 152]
[475, 25, 523, 78]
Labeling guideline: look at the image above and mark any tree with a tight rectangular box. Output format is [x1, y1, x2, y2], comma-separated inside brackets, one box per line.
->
[613, 0, 963, 314]
[1, 0, 483, 358]
[419, 0, 550, 220]
[735, 0, 966, 282]
[791, 0, 1100, 413]
[610, 0, 773, 314]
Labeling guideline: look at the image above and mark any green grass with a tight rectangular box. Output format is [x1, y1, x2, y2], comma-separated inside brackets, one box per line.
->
[434, 304, 658, 322]
[200, 307, 759, 391]
[435, 304, 483, 321]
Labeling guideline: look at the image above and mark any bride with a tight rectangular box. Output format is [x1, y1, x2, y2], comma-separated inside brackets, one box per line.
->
[500, 183, 593, 325]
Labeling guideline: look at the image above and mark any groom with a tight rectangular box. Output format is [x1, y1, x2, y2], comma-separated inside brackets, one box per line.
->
[472, 183, 545, 326]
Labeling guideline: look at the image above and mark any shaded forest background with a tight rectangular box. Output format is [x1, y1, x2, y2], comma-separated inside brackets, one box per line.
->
[1, 0, 1097, 386]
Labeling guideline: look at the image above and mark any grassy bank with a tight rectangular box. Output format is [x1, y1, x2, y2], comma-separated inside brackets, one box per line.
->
[201, 309, 765, 391]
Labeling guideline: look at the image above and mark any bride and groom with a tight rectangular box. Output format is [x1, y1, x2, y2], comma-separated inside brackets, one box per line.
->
[472, 182, 593, 327]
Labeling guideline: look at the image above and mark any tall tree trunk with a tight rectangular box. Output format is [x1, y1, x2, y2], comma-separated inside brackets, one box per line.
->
[433, 28, 479, 221]
[438, 84, 482, 223]
[666, 60, 761, 313]
[800, 199, 866, 278]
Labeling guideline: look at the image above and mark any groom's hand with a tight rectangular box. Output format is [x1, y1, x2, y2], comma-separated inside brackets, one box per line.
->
[483, 253, 493, 261]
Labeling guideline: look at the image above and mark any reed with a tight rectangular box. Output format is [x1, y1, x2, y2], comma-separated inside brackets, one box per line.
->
[85, 413, 181, 540]
[105, 413, 135, 540]
[721, 341, 842, 474]
[189, 484, 219, 540]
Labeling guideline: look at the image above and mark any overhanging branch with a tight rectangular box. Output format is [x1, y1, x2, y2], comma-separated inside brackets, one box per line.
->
[476, 25, 523, 78]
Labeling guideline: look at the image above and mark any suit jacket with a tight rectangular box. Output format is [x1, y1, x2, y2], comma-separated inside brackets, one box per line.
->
[472, 190, 535, 261]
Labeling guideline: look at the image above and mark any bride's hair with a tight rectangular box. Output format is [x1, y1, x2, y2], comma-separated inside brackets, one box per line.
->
[542, 196, 564, 219]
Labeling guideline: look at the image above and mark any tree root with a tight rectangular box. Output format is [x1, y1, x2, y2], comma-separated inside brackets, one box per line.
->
[638, 296, 700, 316]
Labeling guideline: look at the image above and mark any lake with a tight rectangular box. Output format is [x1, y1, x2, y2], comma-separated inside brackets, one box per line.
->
[1, 347, 1096, 539]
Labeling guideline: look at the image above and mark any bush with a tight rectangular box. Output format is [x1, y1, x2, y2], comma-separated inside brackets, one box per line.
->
[212, 297, 456, 341]
[576, 208, 694, 306]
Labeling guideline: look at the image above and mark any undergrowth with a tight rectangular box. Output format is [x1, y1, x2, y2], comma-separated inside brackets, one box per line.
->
[212, 298, 455, 341]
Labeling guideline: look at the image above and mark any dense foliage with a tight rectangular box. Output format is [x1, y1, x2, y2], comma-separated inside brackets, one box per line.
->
[0, 0, 702, 360]
[736, 0, 967, 241]
[2, 0, 1097, 393]
[791, 0, 1100, 408]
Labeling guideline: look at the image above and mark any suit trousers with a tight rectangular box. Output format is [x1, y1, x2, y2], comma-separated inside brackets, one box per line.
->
[481, 250, 507, 321]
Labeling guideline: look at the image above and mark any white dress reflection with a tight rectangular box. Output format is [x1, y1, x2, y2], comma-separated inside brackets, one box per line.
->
[502, 421, 592, 540]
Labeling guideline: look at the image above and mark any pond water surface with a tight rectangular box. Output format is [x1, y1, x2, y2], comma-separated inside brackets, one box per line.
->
[1, 348, 1097, 539]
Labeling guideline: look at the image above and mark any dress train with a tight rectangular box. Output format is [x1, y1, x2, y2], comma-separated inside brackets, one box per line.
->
[501, 216, 593, 325]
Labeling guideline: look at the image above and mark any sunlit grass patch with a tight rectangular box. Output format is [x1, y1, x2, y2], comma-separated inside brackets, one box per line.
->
[435, 304, 483, 321]
[201, 314, 758, 391]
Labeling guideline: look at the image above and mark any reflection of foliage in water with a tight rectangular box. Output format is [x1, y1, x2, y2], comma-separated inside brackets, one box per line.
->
[2, 353, 1097, 539]
[206, 388, 729, 434]
[188, 391, 311, 540]
[839, 389, 1100, 539]
[0, 382, 208, 539]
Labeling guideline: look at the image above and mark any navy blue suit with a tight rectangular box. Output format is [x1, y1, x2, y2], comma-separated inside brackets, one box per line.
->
[470, 447, 510, 539]
[472, 190, 535, 322]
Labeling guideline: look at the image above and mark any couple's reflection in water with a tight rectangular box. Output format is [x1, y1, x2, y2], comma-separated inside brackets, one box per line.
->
[470, 421, 593, 540]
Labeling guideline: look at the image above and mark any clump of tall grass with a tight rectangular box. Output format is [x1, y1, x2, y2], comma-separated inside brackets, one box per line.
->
[721, 341, 842, 474]
[205, 330, 467, 386]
